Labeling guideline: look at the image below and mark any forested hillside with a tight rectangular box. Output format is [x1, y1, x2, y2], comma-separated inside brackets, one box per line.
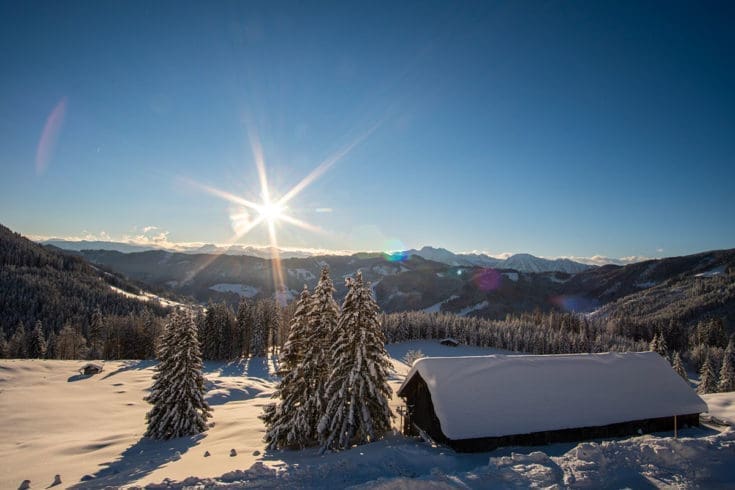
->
[0, 223, 172, 343]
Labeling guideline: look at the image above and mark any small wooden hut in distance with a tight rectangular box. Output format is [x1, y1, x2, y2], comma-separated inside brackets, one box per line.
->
[397, 352, 707, 452]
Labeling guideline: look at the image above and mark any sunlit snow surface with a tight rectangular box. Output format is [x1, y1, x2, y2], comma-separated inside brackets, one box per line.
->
[1, 342, 734, 489]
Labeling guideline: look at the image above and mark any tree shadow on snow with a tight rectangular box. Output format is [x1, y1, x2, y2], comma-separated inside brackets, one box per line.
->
[67, 434, 204, 489]
[203, 356, 278, 381]
[101, 360, 156, 380]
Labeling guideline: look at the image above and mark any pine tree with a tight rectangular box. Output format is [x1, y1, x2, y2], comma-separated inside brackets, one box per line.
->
[320, 272, 393, 451]
[8, 322, 27, 358]
[27, 321, 47, 359]
[655, 332, 669, 359]
[88, 308, 104, 358]
[717, 340, 735, 392]
[301, 266, 340, 436]
[236, 299, 252, 357]
[672, 352, 688, 381]
[0, 335, 8, 358]
[145, 309, 211, 439]
[262, 286, 314, 449]
[250, 302, 270, 357]
[697, 355, 718, 394]
[649, 333, 659, 353]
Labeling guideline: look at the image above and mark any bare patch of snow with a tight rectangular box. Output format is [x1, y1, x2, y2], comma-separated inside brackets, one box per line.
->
[696, 266, 726, 278]
[422, 295, 459, 314]
[503, 272, 519, 282]
[458, 300, 489, 316]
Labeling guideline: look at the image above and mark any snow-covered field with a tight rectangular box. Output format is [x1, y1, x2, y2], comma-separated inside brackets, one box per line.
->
[1, 342, 734, 489]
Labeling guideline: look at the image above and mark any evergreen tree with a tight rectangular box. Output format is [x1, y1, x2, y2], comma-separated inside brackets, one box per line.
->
[262, 286, 314, 449]
[145, 309, 211, 439]
[0, 334, 8, 358]
[655, 332, 669, 359]
[250, 302, 270, 357]
[697, 354, 718, 394]
[717, 340, 735, 392]
[320, 272, 393, 451]
[8, 322, 27, 358]
[301, 266, 340, 435]
[672, 351, 688, 381]
[235, 299, 252, 357]
[27, 321, 47, 359]
[88, 308, 104, 358]
[201, 301, 220, 360]
[648, 333, 659, 353]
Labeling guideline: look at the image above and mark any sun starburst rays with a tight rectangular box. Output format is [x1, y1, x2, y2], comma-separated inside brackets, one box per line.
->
[183, 127, 373, 302]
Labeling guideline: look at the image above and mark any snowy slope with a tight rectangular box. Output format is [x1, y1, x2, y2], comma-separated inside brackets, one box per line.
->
[1, 344, 732, 489]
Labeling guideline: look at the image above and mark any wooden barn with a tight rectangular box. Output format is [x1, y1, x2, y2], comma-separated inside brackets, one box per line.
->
[397, 352, 707, 452]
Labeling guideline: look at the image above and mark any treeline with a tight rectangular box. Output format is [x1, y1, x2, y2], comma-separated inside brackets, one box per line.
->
[0, 295, 292, 361]
[382, 309, 649, 354]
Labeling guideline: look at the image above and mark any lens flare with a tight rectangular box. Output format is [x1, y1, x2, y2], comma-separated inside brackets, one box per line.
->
[382, 238, 408, 262]
[35, 97, 68, 176]
[550, 295, 598, 312]
[472, 268, 502, 292]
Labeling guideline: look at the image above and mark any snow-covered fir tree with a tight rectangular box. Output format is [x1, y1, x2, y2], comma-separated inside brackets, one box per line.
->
[145, 309, 211, 439]
[672, 351, 688, 381]
[298, 266, 340, 438]
[262, 286, 314, 449]
[320, 272, 393, 451]
[697, 354, 718, 394]
[250, 301, 270, 357]
[717, 340, 735, 392]
[27, 321, 47, 359]
[236, 299, 252, 357]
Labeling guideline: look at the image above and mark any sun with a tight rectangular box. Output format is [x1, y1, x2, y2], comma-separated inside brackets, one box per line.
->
[257, 200, 285, 225]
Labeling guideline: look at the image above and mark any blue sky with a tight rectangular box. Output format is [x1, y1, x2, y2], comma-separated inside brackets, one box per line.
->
[1, 1, 733, 261]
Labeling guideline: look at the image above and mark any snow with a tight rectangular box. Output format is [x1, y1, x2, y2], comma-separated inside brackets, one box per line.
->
[208, 283, 260, 298]
[703, 393, 735, 425]
[502, 271, 519, 282]
[398, 352, 707, 440]
[109, 285, 186, 308]
[458, 300, 489, 316]
[1, 344, 733, 489]
[422, 295, 459, 314]
[696, 266, 726, 278]
[287, 268, 316, 281]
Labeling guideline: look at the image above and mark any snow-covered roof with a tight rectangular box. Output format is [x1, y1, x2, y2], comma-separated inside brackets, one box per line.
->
[397, 352, 707, 440]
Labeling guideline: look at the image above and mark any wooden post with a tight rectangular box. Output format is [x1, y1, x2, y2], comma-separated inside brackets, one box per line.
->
[674, 415, 678, 438]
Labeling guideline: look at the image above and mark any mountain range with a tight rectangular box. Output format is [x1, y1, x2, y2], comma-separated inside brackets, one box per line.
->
[42, 240, 591, 274]
[7, 226, 732, 332]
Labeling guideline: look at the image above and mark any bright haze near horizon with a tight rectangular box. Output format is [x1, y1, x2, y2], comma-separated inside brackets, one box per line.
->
[1, 1, 733, 262]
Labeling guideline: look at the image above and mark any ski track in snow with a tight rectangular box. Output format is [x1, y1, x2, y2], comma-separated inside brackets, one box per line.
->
[1, 342, 734, 489]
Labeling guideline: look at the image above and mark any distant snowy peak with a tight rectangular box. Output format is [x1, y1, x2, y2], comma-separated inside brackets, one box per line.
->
[407, 247, 591, 274]
[406, 246, 501, 268]
[501, 254, 591, 274]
